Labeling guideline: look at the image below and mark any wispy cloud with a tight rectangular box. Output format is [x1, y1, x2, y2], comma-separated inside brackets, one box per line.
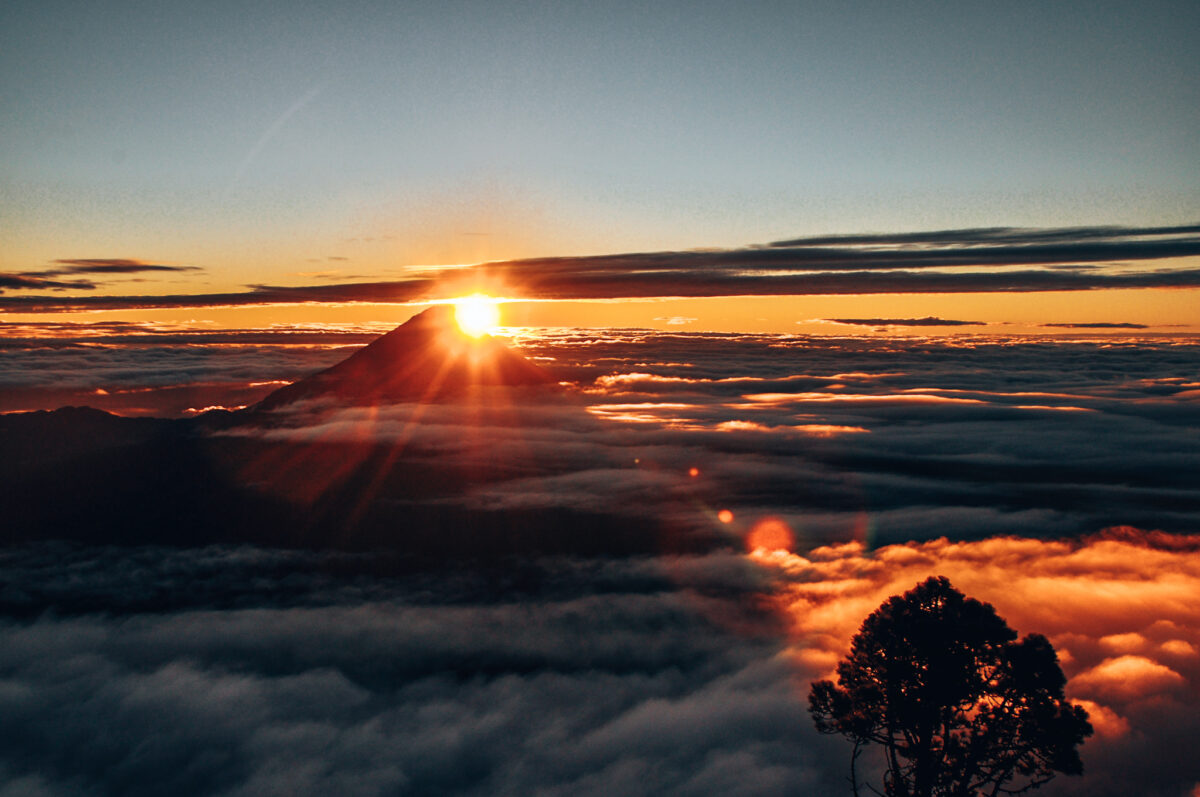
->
[0, 274, 96, 292]
[229, 83, 324, 186]
[0, 259, 203, 295]
[48, 259, 203, 275]
[0, 280, 432, 310]
[823, 317, 986, 327]
[2, 223, 1198, 309]
[1042, 322, 1150, 329]
[766, 223, 1200, 248]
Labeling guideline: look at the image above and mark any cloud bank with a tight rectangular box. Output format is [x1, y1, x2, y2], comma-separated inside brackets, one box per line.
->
[7, 328, 1199, 543]
[1, 529, 1197, 796]
[2, 311, 1199, 794]
[757, 528, 1200, 796]
[3, 223, 1198, 309]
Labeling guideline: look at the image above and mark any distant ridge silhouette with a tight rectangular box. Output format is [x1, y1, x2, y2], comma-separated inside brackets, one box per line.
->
[254, 306, 554, 411]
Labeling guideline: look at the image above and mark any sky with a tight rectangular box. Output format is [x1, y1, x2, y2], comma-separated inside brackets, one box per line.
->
[3, 2, 1200, 795]
[2, 0, 1199, 333]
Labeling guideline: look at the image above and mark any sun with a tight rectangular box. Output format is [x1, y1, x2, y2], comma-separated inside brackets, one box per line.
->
[453, 294, 501, 338]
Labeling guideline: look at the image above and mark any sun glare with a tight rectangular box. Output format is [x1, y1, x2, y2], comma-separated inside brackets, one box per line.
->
[453, 294, 501, 338]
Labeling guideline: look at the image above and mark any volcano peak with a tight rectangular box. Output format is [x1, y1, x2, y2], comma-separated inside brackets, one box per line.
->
[254, 306, 553, 411]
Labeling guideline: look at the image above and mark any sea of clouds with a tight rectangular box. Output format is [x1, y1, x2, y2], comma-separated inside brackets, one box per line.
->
[206, 329, 1200, 546]
[2, 327, 1199, 795]
[1, 531, 1198, 796]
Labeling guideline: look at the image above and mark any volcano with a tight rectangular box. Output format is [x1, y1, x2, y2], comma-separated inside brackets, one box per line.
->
[254, 306, 555, 411]
[0, 308, 697, 554]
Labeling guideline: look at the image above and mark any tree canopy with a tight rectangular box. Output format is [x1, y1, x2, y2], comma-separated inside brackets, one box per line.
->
[809, 576, 1092, 797]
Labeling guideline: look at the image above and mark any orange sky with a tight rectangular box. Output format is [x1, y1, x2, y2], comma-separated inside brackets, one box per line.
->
[6, 287, 1198, 336]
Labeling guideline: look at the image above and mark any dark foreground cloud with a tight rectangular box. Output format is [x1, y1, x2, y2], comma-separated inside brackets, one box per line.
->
[0, 529, 1196, 796]
[0, 546, 823, 797]
[3, 223, 1198, 310]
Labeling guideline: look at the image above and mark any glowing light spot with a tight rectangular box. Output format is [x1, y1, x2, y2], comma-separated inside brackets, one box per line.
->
[453, 294, 501, 337]
[688, 467, 700, 477]
[747, 517, 794, 553]
[718, 509, 734, 524]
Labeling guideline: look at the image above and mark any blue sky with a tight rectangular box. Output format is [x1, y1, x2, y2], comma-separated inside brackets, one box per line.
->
[3, 0, 1198, 285]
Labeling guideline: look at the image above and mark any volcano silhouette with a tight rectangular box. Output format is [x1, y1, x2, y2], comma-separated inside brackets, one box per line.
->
[254, 306, 554, 411]
[0, 307, 704, 555]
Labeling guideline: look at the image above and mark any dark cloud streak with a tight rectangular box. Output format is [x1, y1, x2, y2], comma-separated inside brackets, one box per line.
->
[825, 317, 986, 327]
[0, 274, 96, 292]
[1042, 322, 1150, 329]
[0, 280, 435, 312]
[767, 223, 1200, 248]
[49, 259, 203, 275]
[3, 223, 1199, 310]
[5, 268, 1200, 313]
[1, 259, 204, 296]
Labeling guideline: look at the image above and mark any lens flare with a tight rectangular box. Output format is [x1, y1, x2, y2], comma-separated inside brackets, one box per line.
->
[746, 516, 794, 553]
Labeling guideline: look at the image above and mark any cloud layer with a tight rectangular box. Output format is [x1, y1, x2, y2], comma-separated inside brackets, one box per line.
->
[0, 259, 202, 293]
[824, 316, 985, 327]
[0, 545, 821, 796]
[1, 529, 1197, 796]
[7, 327, 1200, 543]
[2, 316, 1199, 794]
[3, 223, 1197, 309]
[756, 529, 1200, 797]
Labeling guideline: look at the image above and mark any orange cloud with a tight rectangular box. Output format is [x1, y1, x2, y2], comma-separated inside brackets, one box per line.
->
[1099, 632, 1147, 654]
[1069, 699, 1130, 738]
[754, 526, 1200, 760]
[1070, 655, 1186, 701]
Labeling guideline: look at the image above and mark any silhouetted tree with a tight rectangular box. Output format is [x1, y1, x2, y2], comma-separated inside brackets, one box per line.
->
[809, 576, 1091, 797]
